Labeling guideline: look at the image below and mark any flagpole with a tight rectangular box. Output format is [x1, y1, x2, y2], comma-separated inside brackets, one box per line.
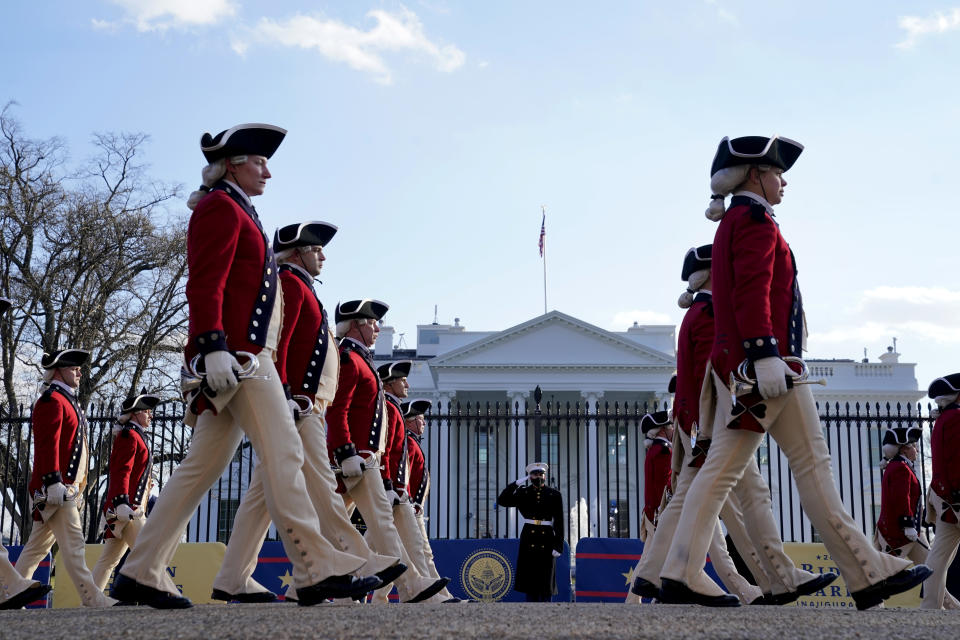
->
[541, 205, 547, 315]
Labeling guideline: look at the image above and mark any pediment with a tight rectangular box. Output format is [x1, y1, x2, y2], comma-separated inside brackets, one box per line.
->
[428, 311, 674, 369]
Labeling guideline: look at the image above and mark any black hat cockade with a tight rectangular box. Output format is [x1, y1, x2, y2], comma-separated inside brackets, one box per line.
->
[881, 426, 922, 447]
[928, 373, 960, 399]
[273, 221, 338, 252]
[41, 349, 90, 370]
[681, 245, 712, 281]
[667, 374, 677, 395]
[378, 361, 412, 382]
[120, 391, 161, 416]
[401, 399, 433, 418]
[710, 135, 804, 177]
[640, 411, 671, 435]
[335, 299, 389, 323]
[200, 123, 287, 163]
[0, 297, 12, 315]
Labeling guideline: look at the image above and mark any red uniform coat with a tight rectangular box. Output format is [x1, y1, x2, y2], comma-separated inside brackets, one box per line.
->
[406, 431, 429, 506]
[643, 438, 672, 522]
[185, 181, 278, 362]
[29, 384, 86, 495]
[103, 423, 151, 539]
[711, 194, 804, 432]
[876, 456, 921, 550]
[675, 293, 714, 437]
[931, 404, 960, 511]
[384, 395, 408, 493]
[274, 265, 331, 401]
[326, 339, 388, 466]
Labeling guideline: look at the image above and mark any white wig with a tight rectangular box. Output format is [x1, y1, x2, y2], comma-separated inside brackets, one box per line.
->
[274, 248, 297, 263]
[186, 155, 249, 211]
[705, 164, 772, 221]
[335, 319, 353, 339]
[935, 393, 960, 409]
[678, 268, 711, 309]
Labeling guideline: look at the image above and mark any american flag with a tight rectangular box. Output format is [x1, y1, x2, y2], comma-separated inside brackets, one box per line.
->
[538, 212, 545, 258]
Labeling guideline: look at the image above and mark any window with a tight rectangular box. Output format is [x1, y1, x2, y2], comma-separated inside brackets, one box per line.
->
[217, 498, 241, 544]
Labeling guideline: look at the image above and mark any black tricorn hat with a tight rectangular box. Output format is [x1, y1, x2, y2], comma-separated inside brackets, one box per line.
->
[681, 245, 712, 281]
[378, 361, 412, 382]
[120, 391, 161, 415]
[274, 221, 338, 252]
[335, 299, 389, 323]
[200, 123, 287, 163]
[0, 297, 11, 315]
[882, 426, 921, 447]
[402, 399, 433, 418]
[667, 374, 677, 394]
[640, 411, 671, 435]
[710, 135, 804, 177]
[928, 373, 960, 398]
[41, 349, 90, 369]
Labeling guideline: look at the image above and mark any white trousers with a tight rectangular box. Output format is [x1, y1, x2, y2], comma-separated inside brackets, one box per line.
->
[370, 502, 452, 603]
[16, 504, 115, 607]
[92, 517, 144, 592]
[661, 377, 910, 596]
[213, 411, 397, 595]
[120, 352, 365, 594]
[342, 468, 439, 602]
[920, 497, 960, 609]
[0, 545, 38, 603]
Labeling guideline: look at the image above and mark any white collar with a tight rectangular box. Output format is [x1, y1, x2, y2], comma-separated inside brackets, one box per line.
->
[698, 289, 712, 296]
[733, 190, 775, 216]
[343, 336, 371, 353]
[386, 392, 400, 403]
[283, 262, 314, 282]
[222, 179, 252, 207]
[48, 380, 76, 397]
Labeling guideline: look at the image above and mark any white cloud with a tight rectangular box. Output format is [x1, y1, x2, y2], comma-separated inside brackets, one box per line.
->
[248, 7, 465, 85]
[100, 0, 237, 32]
[704, 0, 739, 27]
[896, 8, 960, 49]
[610, 310, 672, 330]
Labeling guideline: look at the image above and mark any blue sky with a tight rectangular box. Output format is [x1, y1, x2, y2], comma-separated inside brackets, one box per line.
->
[3, 1, 960, 395]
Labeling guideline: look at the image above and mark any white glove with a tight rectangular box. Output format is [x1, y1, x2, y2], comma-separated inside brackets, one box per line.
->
[204, 350, 242, 393]
[115, 503, 136, 521]
[904, 526, 919, 541]
[45, 482, 68, 506]
[551, 550, 561, 558]
[515, 475, 528, 486]
[287, 398, 301, 422]
[385, 489, 401, 506]
[340, 455, 365, 478]
[753, 357, 792, 400]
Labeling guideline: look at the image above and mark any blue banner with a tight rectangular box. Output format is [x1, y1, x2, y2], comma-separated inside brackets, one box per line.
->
[4, 545, 52, 608]
[574, 537, 723, 602]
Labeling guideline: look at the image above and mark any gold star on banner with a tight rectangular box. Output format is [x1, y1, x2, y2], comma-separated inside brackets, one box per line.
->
[623, 565, 636, 587]
[278, 570, 294, 593]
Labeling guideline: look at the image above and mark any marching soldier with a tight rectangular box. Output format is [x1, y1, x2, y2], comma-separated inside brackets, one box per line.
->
[0, 297, 52, 610]
[630, 244, 830, 606]
[91, 391, 159, 591]
[921, 374, 960, 609]
[15, 349, 117, 607]
[640, 411, 672, 544]
[370, 365, 456, 604]
[497, 462, 564, 602]
[212, 222, 403, 603]
[327, 300, 449, 603]
[660, 135, 928, 608]
[112, 124, 378, 608]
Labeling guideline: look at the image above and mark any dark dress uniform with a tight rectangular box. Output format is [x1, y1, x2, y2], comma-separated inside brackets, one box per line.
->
[497, 475, 564, 601]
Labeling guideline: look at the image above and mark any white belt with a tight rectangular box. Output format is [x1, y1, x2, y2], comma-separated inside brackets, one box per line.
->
[522, 518, 553, 526]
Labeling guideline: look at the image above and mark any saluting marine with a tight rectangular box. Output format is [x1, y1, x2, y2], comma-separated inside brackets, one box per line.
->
[92, 392, 160, 591]
[15, 348, 116, 607]
[497, 462, 564, 602]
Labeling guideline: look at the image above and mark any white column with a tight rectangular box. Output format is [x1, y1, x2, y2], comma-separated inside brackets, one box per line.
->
[505, 390, 529, 537]
[435, 391, 456, 539]
[581, 391, 604, 539]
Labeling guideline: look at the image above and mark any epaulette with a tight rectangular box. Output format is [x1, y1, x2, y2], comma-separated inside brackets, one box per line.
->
[748, 203, 769, 223]
[38, 385, 55, 402]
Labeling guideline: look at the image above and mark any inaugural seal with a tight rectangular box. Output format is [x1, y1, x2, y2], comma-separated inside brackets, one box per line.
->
[460, 548, 513, 602]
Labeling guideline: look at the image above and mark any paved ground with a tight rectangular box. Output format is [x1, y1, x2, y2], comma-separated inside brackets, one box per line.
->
[2, 602, 957, 640]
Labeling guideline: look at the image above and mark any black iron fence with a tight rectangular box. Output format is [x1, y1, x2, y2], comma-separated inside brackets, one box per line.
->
[0, 396, 936, 548]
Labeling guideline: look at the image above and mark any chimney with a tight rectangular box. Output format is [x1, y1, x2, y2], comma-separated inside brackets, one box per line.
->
[375, 325, 395, 357]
